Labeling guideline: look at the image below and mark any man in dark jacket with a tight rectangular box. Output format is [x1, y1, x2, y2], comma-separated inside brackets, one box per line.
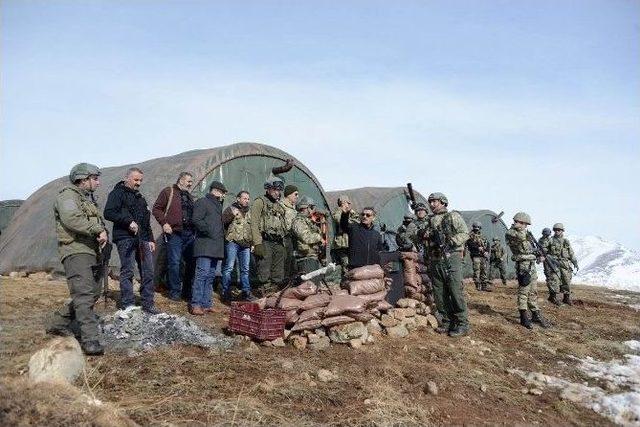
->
[189, 181, 227, 315]
[340, 205, 384, 268]
[104, 167, 158, 314]
[152, 172, 195, 301]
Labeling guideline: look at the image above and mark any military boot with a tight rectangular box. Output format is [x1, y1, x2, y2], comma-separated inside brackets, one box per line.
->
[562, 293, 573, 306]
[519, 310, 533, 329]
[481, 283, 493, 292]
[502, 279, 507, 286]
[448, 324, 470, 337]
[475, 282, 481, 291]
[435, 322, 451, 334]
[81, 340, 105, 356]
[548, 291, 561, 306]
[531, 311, 551, 328]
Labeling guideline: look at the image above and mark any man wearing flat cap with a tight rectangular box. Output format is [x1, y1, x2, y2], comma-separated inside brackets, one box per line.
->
[189, 181, 227, 315]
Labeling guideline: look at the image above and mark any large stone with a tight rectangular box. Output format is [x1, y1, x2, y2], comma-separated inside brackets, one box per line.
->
[328, 322, 366, 344]
[423, 381, 438, 395]
[314, 328, 326, 337]
[367, 319, 383, 335]
[349, 339, 363, 349]
[386, 324, 409, 338]
[307, 333, 321, 344]
[291, 335, 308, 350]
[29, 337, 85, 384]
[416, 303, 431, 316]
[414, 315, 430, 329]
[402, 317, 417, 332]
[271, 337, 286, 347]
[391, 308, 416, 320]
[308, 336, 330, 350]
[425, 314, 439, 329]
[396, 298, 418, 309]
[379, 314, 399, 328]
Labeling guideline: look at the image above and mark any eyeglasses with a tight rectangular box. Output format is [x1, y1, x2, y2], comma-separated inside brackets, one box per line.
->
[361, 212, 372, 217]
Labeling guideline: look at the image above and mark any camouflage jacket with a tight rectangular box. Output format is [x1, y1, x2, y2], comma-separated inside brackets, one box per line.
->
[490, 241, 505, 262]
[54, 185, 106, 262]
[292, 213, 323, 258]
[405, 217, 429, 247]
[538, 236, 551, 253]
[548, 236, 578, 269]
[332, 208, 359, 249]
[424, 210, 469, 257]
[280, 198, 297, 235]
[396, 221, 415, 251]
[466, 230, 489, 258]
[223, 205, 252, 247]
[505, 225, 536, 262]
[250, 195, 286, 245]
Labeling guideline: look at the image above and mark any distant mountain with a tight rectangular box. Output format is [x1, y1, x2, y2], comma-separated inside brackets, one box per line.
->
[537, 235, 640, 292]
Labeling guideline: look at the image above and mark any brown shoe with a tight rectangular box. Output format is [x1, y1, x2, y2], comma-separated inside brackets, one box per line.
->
[189, 306, 205, 316]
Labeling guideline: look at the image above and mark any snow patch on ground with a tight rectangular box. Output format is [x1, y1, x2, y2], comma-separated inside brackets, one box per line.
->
[510, 344, 640, 426]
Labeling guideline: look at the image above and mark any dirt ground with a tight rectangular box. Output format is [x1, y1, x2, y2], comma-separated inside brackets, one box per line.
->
[1, 276, 639, 426]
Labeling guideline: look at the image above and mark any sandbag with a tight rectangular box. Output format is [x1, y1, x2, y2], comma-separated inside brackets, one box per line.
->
[277, 281, 318, 300]
[400, 252, 419, 261]
[376, 300, 393, 312]
[299, 293, 332, 311]
[291, 319, 322, 332]
[357, 290, 387, 304]
[264, 296, 278, 308]
[346, 264, 384, 281]
[348, 278, 386, 296]
[277, 298, 302, 311]
[348, 311, 374, 322]
[321, 315, 355, 328]
[256, 297, 268, 310]
[297, 306, 326, 323]
[404, 271, 421, 288]
[324, 295, 366, 317]
[286, 309, 300, 325]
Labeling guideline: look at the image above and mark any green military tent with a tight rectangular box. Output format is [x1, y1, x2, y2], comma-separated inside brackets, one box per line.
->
[0, 200, 23, 240]
[0, 143, 330, 274]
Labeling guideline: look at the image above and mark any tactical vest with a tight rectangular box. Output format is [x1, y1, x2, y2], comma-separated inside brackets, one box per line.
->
[467, 231, 487, 257]
[225, 210, 252, 247]
[55, 187, 103, 246]
[505, 227, 536, 262]
[293, 215, 322, 258]
[491, 243, 504, 261]
[426, 211, 457, 256]
[548, 237, 573, 261]
[258, 195, 286, 239]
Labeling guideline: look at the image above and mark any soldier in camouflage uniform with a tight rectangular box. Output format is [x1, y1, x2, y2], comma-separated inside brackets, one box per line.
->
[331, 195, 359, 271]
[538, 228, 559, 305]
[396, 214, 415, 252]
[466, 221, 491, 291]
[292, 196, 324, 275]
[423, 192, 471, 337]
[505, 212, 551, 329]
[280, 185, 299, 279]
[250, 176, 287, 289]
[489, 237, 508, 286]
[404, 202, 430, 250]
[46, 163, 109, 355]
[546, 223, 579, 305]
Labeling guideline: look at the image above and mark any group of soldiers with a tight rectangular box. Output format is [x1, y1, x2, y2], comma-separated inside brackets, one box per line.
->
[46, 160, 581, 355]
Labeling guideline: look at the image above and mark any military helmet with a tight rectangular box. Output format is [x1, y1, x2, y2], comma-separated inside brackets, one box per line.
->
[513, 212, 531, 225]
[542, 228, 552, 236]
[427, 192, 448, 206]
[553, 223, 565, 231]
[69, 163, 101, 183]
[263, 175, 284, 191]
[472, 221, 482, 229]
[413, 202, 428, 212]
[296, 196, 316, 210]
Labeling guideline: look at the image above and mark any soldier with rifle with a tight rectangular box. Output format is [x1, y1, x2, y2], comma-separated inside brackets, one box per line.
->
[422, 192, 470, 337]
[505, 212, 552, 329]
[292, 196, 325, 275]
[466, 221, 491, 291]
[404, 183, 429, 252]
[46, 163, 110, 355]
[545, 223, 579, 305]
[538, 228, 559, 305]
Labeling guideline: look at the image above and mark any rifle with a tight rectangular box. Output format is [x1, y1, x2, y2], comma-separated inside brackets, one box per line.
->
[526, 231, 561, 275]
[432, 229, 453, 276]
[406, 183, 417, 210]
[99, 242, 113, 308]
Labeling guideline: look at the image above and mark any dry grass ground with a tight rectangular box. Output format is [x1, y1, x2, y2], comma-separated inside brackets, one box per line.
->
[1, 276, 639, 426]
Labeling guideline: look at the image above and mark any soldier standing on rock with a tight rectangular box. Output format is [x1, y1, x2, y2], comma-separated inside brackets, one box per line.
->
[292, 196, 324, 275]
[546, 223, 579, 305]
[46, 163, 109, 356]
[505, 212, 551, 329]
[466, 221, 491, 292]
[423, 192, 471, 337]
[489, 237, 508, 286]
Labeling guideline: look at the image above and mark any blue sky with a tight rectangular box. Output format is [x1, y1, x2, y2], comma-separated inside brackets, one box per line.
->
[1, 0, 639, 248]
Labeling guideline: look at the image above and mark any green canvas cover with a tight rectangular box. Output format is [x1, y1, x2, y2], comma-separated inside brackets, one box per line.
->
[0, 200, 23, 239]
[0, 143, 329, 274]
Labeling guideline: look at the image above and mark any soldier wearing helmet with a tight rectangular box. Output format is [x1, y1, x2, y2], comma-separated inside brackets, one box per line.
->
[423, 192, 471, 337]
[546, 223, 579, 305]
[250, 175, 287, 289]
[331, 194, 359, 271]
[401, 202, 430, 252]
[46, 163, 109, 355]
[466, 221, 491, 291]
[505, 212, 551, 329]
[489, 237, 508, 286]
[395, 213, 415, 252]
[537, 227, 558, 305]
[291, 196, 324, 274]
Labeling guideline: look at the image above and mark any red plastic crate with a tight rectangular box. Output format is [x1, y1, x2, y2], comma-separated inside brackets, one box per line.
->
[228, 302, 287, 341]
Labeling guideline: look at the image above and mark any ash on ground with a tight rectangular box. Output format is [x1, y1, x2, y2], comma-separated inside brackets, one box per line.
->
[100, 306, 234, 353]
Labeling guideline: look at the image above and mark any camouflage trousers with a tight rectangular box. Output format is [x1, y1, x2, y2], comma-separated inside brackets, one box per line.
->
[46, 253, 102, 343]
[429, 252, 468, 328]
[256, 240, 286, 286]
[471, 256, 489, 288]
[548, 265, 573, 294]
[515, 260, 539, 311]
[490, 260, 507, 283]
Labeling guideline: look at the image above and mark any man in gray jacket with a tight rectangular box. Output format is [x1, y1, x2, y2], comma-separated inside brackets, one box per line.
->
[189, 181, 227, 315]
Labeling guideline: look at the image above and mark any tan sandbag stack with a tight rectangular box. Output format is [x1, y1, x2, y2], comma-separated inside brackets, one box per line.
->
[400, 252, 434, 306]
[256, 264, 437, 350]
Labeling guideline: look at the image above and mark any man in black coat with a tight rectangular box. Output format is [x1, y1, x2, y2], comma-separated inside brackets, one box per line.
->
[340, 205, 384, 268]
[189, 181, 227, 315]
[104, 167, 158, 313]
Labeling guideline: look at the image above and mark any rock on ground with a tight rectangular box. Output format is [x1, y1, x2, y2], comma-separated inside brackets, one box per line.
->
[317, 369, 338, 382]
[386, 324, 410, 338]
[29, 337, 85, 384]
[308, 336, 330, 350]
[328, 322, 366, 344]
